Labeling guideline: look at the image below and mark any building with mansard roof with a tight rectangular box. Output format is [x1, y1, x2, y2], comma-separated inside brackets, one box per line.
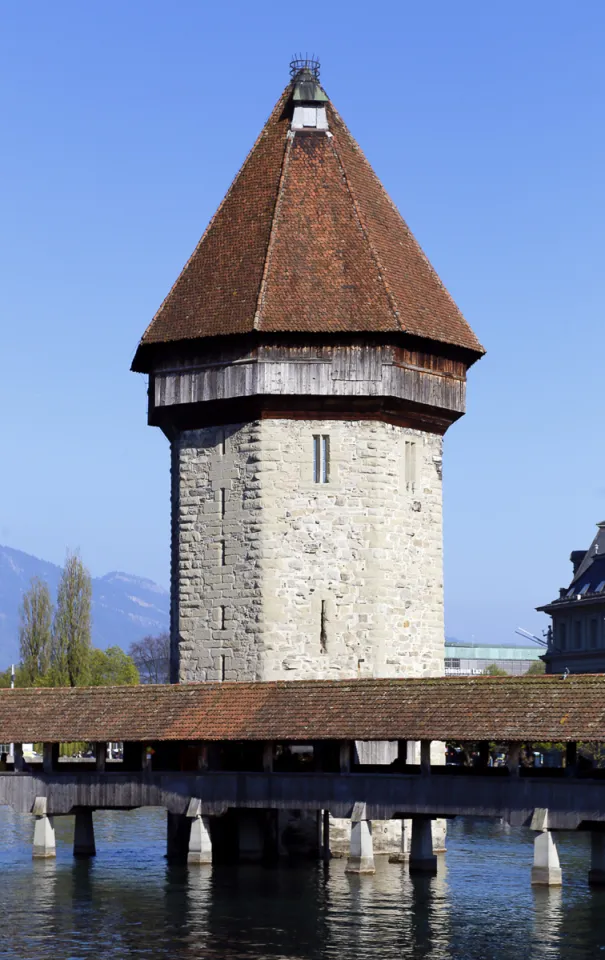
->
[538, 522, 605, 674]
[132, 59, 484, 686]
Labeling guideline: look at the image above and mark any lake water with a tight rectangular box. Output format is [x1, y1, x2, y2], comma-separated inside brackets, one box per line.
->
[0, 809, 603, 959]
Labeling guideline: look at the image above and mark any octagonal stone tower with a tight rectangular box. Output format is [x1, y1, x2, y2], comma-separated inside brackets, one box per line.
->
[132, 61, 484, 684]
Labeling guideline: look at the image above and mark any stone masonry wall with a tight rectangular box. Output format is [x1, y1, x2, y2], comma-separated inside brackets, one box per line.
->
[172, 418, 444, 682]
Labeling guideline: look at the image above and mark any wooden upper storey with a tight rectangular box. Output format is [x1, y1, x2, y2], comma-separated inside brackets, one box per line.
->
[147, 336, 471, 434]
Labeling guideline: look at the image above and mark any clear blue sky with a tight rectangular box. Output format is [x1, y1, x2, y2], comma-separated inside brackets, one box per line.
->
[2, 2, 604, 646]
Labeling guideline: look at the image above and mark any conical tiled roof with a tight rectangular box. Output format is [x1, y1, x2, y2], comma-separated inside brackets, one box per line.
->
[132, 75, 483, 371]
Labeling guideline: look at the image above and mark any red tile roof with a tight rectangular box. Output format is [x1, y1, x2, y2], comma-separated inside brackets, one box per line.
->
[132, 82, 483, 371]
[1, 676, 603, 744]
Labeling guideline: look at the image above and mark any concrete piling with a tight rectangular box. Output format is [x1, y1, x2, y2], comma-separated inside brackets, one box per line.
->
[588, 832, 605, 886]
[531, 830, 562, 886]
[530, 809, 562, 886]
[73, 809, 96, 858]
[188, 815, 212, 865]
[33, 816, 56, 859]
[409, 817, 437, 874]
[345, 819, 375, 874]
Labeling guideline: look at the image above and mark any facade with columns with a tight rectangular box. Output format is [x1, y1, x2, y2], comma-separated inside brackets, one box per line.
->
[132, 59, 483, 691]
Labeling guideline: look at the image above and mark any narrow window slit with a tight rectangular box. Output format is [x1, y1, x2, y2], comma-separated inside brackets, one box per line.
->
[220, 654, 226, 681]
[219, 428, 226, 456]
[219, 605, 226, 630]
[219, 540, 226, 566]
[405, 439, 418, 493]
[220, 487, 226, 518]
[313, 434, 330, 484]
[320, 599, 327, 653]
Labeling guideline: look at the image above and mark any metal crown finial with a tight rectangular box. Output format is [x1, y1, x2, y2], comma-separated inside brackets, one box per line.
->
[289, 55, 320, 81]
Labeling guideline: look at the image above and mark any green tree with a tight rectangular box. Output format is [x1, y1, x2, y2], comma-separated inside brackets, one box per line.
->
[19, 577, 53, 685]
[89, 647, 139, 686]
[525, 660, 546, 675]
[483, 663, 508, 676]
[52, 551, 92, 686]
[128, 632, 170, 684]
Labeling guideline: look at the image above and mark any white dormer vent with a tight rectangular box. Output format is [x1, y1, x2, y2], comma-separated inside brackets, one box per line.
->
[291, 105, 329, 131]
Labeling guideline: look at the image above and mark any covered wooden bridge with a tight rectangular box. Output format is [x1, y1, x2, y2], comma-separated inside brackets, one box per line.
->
[1, 675, 605, 884]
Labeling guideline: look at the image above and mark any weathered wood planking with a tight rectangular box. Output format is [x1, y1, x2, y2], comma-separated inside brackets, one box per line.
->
[153, 347, 466, 415]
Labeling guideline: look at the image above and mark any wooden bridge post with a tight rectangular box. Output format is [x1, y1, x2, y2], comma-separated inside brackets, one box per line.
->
[339, 741, 352, 773]
[321, 809, 330, 863]
[196, 743, 209, 771]
[73, 809, 96, 858]
[95, 742, 107, 772]
[589, 832, 605, 885]
[409, 817, 437, 875]
[420, 741, 432, 776]
[507, 742, 521, 777]
[565, 742, 577, 777]
[166, 811, 191, 861]
[43, 743, 59, 774]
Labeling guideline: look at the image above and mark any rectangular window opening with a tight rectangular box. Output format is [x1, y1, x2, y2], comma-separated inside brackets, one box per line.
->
[220, 487, 226, 519]
[313, 434, 330, 484]
[219, 540, 226, 567]
[220, 654, 226, 682]
[219, 605, 226, 630]
[405, 439, 418, 493]
[219, 428, 226, 456]
[558, 622, 567, 651]
[574, 620, 582, 650]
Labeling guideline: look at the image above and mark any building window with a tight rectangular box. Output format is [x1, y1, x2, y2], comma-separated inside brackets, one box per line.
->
[219, 487, 226, 518]
[313, 435, 330, 483]
[405, 439, 418, 493]
[590, 618, 598, 649]
[558, 622, 567, 651]
[219, 540, 226, 566]
[219, 605, 226, 630]
[574, 620, 582, 650]
[445, 658, 461, 670]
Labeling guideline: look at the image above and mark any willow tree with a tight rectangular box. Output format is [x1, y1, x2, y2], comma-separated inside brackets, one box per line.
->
[19, 577, 53, 685]
[52, 551, 92, 686]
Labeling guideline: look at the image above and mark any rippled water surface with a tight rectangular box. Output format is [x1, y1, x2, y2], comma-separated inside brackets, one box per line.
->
[0, 810, 604, 959]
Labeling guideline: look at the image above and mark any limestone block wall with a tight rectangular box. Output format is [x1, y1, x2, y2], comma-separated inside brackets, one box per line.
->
[171, 418, 445, 682]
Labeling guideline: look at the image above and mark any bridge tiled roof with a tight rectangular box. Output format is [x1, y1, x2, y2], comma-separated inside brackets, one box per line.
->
[0, 676, 603, 744]
[132, 79, 483, 372]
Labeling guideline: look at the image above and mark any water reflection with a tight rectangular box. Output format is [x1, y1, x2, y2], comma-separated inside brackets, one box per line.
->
[0, 812, 604, 957]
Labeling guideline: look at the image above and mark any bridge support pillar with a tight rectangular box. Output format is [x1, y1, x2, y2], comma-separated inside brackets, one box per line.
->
[531, 830, 562, 885]
[167, 812, 191, 861]
[345, 819, 375, 874]
[409, 817, 437, 875]
[73, 809, 96, 858]
[188, 815, 212, 865]
[589, 832, 605, 885]
[33, 816, 56, 859]
[321, 809, 330, 863]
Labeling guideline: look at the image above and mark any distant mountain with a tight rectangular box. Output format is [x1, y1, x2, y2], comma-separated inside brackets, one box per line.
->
[0, 545, 169, 664]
